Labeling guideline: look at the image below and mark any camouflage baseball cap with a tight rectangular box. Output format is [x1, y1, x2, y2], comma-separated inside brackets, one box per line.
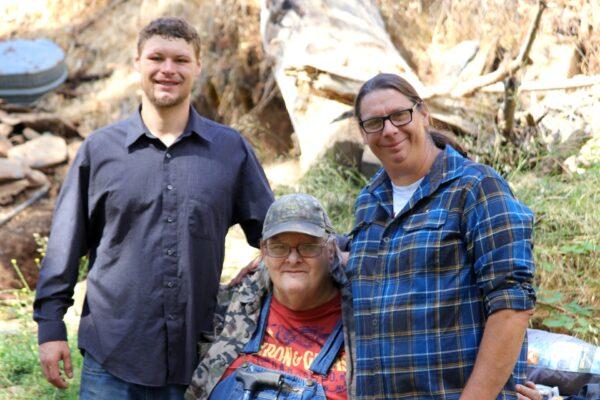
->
[262, 194, 335, 240]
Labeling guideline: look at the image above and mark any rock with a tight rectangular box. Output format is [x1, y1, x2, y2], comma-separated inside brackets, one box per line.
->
[10, 135, 25, 145]
[0, 158, 26, 182]
[0, 123, 12, 137]
[22, 127, 41, 140]
[0, 114, 21, 126]
[0, 179, 29, 205]
[25, 168, 50, 187]
[18, 113, 80, 138]
[7, 134, 68, 169]
[0, 136, 12, 157]
[67, 139, 83, 163]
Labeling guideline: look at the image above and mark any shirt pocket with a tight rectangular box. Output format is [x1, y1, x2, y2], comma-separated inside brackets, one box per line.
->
[400, 209, 465, 281]
[403, 209, 448, 231]
[189, 198, 216, 240]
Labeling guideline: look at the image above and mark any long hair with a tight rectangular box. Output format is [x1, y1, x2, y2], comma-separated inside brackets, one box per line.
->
[354, 73, 467, 157]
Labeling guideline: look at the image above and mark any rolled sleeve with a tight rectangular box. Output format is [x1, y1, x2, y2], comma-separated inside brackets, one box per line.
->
[465, 175, 536, 316]
[33, 143, 90, 344]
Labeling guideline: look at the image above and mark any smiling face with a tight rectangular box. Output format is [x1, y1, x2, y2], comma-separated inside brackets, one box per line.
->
[135, 35, 201, 109]
[262, 232, 336, 311]
[359, 88, 434, 179]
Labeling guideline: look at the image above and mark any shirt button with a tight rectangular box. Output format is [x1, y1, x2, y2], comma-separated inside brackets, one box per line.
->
[166, 248, 174, 256]
[372, 318, 378, 326]
[383, 237, 390, 243]
[166, 152, 172, 159]
[166, 184, 174, 191]
[167, 216, 174, 223]
[167, 281, 174, 288]
[168, 314, 175, 320]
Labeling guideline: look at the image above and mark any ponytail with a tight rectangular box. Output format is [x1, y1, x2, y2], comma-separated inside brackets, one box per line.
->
[429, 129, 468, 158]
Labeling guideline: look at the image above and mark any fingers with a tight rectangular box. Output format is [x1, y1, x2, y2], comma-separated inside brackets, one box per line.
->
[39, 341, 70, 389]
[340, 251, 349, 266]
[524, 381, 537, 389]
[44, 356, 68, 389]
[63, 349, 73, 379]
[516, 383, 542, 400]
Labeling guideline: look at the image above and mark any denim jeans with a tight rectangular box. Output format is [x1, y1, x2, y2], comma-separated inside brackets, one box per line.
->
[79, 353, 187, 400]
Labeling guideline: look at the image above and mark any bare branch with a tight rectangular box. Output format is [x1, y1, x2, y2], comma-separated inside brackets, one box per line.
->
[449, 0, 547, 97]
[481, 74, 600, 92]
[0, 184, 50, 227]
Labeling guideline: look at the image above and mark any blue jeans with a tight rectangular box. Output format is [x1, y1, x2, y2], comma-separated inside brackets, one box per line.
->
[79, 353, 187, 400]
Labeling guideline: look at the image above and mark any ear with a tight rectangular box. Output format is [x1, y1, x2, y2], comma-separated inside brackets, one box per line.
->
[361, 130, 369, 145]
[134, 51, 141, 72]
[418, 104, 430, 129]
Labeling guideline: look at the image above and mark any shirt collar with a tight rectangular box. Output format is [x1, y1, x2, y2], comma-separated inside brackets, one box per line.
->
[124, 105, 214, 148]
[366, 145, 466, 196]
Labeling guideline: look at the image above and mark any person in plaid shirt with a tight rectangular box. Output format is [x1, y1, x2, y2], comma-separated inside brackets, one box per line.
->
[346, 73, 536, 399]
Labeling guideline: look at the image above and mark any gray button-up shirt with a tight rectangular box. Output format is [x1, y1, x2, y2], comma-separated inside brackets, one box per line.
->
[33, 107, 274, 386]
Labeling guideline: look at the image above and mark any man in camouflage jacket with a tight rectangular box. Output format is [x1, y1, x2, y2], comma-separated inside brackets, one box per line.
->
[184, 249, 356, 399]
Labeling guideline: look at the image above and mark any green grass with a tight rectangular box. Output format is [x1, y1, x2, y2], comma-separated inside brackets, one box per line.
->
[0, 293, 82, 400]
[510, 164, 600, 343]
[276, 158, 368, 234]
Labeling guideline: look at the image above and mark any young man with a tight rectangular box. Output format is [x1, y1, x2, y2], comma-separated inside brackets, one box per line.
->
[33, 17, 273, 399]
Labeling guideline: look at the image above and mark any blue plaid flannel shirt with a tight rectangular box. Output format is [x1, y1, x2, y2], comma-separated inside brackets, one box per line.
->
[346, 146, 536, 399]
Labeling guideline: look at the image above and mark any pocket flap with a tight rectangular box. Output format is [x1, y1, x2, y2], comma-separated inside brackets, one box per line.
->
[403, 209, 447, 231]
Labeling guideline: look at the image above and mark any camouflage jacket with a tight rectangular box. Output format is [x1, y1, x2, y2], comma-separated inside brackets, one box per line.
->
[185, 257, 356, 399]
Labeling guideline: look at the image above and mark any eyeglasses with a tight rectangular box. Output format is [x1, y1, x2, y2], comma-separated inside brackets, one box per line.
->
[359, 103, 419, 134]
[265, 242, 327, 258]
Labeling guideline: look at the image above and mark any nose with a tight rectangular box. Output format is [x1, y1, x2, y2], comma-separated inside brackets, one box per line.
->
[284, 247, 301, 263]
[381, 118, 397, 137]
[160, 58, 176, 74]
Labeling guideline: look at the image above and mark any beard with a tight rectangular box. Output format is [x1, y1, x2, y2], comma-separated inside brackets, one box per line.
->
[145, 89, 187, 108]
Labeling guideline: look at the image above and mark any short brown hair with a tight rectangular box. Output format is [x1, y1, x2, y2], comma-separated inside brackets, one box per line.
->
[137, 17, 201, 60]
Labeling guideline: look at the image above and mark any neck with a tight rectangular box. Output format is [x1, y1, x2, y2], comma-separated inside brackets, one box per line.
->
[388, 141, 441, 186]
[140, 96, 191, 146]
[274, 281, 338, 311]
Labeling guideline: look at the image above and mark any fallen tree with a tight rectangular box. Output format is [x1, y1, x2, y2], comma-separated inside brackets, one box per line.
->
[260, 0, 553, 172]
[260, 0, 428, 171]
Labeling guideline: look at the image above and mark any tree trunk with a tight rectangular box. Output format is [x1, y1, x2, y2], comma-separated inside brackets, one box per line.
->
[260, 0, 428, 171]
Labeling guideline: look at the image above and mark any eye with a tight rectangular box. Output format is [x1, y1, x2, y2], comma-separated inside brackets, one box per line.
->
[267, 243, 289, 256]
[361, 117, 384, 132]
[390, 110, 411, 124]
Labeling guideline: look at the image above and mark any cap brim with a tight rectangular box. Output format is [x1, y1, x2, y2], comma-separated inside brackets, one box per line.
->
[262, 220, 326, 240]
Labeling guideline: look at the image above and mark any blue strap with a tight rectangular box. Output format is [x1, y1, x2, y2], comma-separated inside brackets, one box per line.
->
[309, 319, 344, 376]
[242, 293, 272, 353]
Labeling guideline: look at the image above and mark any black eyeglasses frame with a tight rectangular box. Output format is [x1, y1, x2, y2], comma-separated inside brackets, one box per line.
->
[359, 103, 420, 134]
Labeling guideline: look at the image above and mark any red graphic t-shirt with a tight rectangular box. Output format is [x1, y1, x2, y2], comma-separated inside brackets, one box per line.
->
[222, 293, 347, 400]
